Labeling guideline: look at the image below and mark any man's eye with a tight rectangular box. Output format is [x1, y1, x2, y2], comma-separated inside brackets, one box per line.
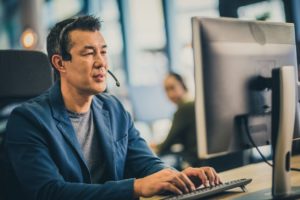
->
[84, 52, 94, 56]
[101, 51, 107, 55]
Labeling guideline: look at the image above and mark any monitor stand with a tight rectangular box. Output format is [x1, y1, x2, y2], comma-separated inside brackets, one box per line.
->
[271, 66, 296, 198]
[236, 66, 300, 200]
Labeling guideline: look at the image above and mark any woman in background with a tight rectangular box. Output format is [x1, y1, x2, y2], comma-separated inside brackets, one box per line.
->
[154, 72, 198, 169]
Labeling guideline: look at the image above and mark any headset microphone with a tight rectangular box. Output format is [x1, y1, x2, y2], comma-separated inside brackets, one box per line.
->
[107, 69, 120, 87]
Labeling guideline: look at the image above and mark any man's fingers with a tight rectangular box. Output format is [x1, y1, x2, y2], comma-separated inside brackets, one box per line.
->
[205, 168, 216, 186]
[162, 170, 197, 193]
[161, 182, 183, 195]
[182, 167, 222, 188]
[197, 171, 209, 187]
[178, 172, 196, 192]
[211, 168, 222, 184]
[169, 175, 189, 193]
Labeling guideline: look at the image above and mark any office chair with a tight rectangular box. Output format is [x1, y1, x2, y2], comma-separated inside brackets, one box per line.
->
[0, 50, 53, 200]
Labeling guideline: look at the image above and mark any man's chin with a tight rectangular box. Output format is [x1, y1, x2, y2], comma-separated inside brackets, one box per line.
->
[93, 85, 107, 94]
[82, 83, 107, 95]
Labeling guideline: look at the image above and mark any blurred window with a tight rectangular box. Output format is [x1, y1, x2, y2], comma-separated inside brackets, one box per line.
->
[174, 0, 219, 97]
[129, 0, 168, 86]
[45, 0, 82, 25]
[237, 0, 285, 22]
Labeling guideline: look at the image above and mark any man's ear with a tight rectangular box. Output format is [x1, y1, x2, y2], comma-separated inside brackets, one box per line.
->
[51, 54, 66, 73]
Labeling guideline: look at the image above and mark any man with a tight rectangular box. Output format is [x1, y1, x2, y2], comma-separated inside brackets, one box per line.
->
[3, 15, 220, 200]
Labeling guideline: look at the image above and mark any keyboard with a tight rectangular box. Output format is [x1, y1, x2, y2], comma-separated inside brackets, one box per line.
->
[161, 178, 252, 200]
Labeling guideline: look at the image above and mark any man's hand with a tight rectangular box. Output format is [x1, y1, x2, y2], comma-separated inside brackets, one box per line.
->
[134, 168, 196, 198]
[133, 166, 221, 198]
[182, 166, 221, 188]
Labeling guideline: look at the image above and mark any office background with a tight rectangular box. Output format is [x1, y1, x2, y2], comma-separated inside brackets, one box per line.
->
[0, 0, 299, 154]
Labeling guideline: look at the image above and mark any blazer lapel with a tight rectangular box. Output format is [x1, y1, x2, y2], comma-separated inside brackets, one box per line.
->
[92, 97, 117, 180]
[49, 82, 90, 181]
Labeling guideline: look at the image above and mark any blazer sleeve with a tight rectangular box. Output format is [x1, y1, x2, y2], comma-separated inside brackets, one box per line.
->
[123, 109, 168, 178]
[4, 107, 135, 200]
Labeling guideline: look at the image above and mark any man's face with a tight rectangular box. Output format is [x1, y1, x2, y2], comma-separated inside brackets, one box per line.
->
[61, 30, 108, 95]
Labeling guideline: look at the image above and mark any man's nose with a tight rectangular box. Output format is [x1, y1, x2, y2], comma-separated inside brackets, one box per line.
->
[94, 53, 107, 68]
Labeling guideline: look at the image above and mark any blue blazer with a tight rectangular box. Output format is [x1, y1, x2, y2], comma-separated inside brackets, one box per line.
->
[3, 82, 166, 200]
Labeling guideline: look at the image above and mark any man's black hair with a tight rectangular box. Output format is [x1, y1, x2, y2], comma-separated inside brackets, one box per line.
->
[168, 72, 188, 92]
[46, 15, 101, 79]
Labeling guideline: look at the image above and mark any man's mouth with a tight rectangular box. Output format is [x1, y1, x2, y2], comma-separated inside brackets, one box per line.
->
[93, 73, 106, 82]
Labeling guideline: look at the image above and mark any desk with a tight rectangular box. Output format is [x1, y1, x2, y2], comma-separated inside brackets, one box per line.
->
[143, 156, 300, 200]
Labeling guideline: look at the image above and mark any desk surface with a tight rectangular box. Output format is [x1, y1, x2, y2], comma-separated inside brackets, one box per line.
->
[143, 156, 300, 200]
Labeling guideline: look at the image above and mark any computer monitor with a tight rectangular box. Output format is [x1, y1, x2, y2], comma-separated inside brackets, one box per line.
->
[192, 17, 300, 198]
[192, 17, 299, 159]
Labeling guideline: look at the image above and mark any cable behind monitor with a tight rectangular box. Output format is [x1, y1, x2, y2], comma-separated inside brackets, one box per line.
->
[242, 116, 300, 172]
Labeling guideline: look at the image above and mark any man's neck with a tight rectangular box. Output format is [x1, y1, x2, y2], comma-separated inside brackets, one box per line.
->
[60, 82, 93, 113]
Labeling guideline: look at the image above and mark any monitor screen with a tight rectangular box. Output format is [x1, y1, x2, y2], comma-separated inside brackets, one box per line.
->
[192, 17, 299, 159]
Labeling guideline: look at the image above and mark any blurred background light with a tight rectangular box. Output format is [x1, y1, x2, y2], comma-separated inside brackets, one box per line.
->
[20, 28, 37, 49]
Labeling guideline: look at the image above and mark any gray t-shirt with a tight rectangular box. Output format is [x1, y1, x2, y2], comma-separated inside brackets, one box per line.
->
[67, 109, 107, 183]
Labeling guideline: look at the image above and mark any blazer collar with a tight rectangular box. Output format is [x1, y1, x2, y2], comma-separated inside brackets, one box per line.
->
[49, 82, 90, 180]
[49, 81, 106, 125]
[49, 81, 93, 124]
[92, 97, 116, 180]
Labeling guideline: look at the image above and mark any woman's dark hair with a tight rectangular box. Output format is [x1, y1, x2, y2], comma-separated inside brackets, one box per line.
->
[168, 72, 188, 92]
